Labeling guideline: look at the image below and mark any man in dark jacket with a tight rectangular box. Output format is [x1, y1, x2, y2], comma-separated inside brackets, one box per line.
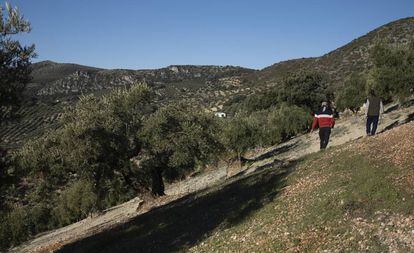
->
[364, 89, 384, 136]
[312, 102, 335, 150]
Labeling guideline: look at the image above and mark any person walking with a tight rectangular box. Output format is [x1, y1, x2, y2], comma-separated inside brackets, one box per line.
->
[311, 102, 335, 150]
[364, 89, 384, 136]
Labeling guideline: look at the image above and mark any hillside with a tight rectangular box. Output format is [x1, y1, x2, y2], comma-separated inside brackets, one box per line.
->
[0, 63, 254, 149]
[10, 101, 414, 253]
[32, 63, 254, 97]
[187, 122, 414, 252]
[30, 61, 103, 84]
[1, 17, 414, 149]
[254, 17, 414, 87]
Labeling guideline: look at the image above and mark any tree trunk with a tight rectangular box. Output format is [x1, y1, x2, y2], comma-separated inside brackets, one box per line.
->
[151, 167, 165, 196]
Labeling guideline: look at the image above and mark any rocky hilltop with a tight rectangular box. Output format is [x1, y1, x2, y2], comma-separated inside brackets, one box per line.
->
[29, 18, 414, 106]
[32, 63, 254, 96]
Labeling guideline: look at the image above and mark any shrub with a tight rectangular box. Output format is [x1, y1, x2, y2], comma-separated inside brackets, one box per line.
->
[266, 103, 312, 142]
[222, 114, 264, 160]
[278, 71, 331, 112]
[53, 180, 97, 226]
[0, 202, 53, 250]
[224, 71, 331, 115]
[221, 103, 311, 161]
[335, 74, 367, 112]
[370, 40, 414, 101]
[8, 208, 31, 244]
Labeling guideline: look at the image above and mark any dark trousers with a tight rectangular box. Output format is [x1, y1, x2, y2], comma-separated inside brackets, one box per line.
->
[319, 127, 331, 149]
[366, 115, 379, 135]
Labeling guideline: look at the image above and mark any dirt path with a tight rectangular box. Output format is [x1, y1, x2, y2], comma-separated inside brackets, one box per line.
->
[10, 102, 414, 253]
[244, 103, 414, 173]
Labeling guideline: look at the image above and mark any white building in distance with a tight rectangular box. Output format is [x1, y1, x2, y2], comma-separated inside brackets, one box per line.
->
[214, 112, 227, 118]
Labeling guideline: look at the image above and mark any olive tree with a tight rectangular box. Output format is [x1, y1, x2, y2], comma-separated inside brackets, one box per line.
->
[140, 104, 223, 196]
[221, 113, 263, 162]
[370, 40, 414, 101]
[335, 74, 367, 112]
[278, 71, 331, 113]
[17, 83, 153, 207]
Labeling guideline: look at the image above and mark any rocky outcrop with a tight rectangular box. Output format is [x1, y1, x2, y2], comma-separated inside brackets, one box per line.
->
[34, 65, 254, 96]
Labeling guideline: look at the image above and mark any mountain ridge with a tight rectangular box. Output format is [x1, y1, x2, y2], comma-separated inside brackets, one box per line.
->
[256, 17, 414, 86]
[29, 17, 414, 98]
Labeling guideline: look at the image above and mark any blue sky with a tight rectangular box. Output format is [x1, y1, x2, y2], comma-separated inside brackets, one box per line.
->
[8, 0, 414, 70]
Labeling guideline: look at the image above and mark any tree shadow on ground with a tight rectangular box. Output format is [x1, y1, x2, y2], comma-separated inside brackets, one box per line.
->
[379, 120, 400, 134]
[331, 125, 350, 138]
[384, 98, 414, 114]
[247, 141, 298, 162]
[58, 162, 298, 253]
[379, 112, 414, 134]
[384, 104, 400, 114]
[402, 112, 414, 124]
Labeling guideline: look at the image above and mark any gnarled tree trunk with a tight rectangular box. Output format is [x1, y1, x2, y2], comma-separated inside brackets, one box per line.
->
[151, 166, 165, 196]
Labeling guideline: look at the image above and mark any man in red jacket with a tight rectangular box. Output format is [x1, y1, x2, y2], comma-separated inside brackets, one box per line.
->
[311, 102, 335, 150]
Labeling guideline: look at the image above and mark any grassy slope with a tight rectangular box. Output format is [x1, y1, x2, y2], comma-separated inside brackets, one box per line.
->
[58, 122, 414, 253]
[190, 122, 414, 252]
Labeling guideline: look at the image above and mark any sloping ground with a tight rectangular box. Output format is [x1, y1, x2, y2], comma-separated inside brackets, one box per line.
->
[187, 121, 414, 252]
[168, 102, 414, 195]
[30, 61, 102, 84]
[0, 102, 64, 149]
[55, 115, 414, 253]
[9, 103, 414, 253]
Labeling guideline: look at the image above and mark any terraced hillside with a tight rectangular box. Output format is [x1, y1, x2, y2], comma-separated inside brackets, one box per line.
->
[0, 64, 254, 149]
[0, 102, 64, 149]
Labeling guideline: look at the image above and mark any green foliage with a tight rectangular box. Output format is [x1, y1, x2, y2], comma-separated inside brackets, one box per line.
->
[0, 202, 51, 251]
[17, 83, 152, 193]
[370, 40, 414, 101]
[0, 84, 153, 250]
[140, 104, 224, 194]
[335, 74, 367, 112]
[265, 103, 312, 143]
[222, 114, 263, 159]
[16, 132, 66, 184]
[225, 71, 331, 115]
[0, 3, 31, 35]
[222, 104, 312, 159]
[249, 90, 279, 112]
[2, 208, 29, 247]
[222, 72, 317, 160]
[278, 71, 331, 113]
[0, 2, 35, 119]
[53, 180, 97, 226]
